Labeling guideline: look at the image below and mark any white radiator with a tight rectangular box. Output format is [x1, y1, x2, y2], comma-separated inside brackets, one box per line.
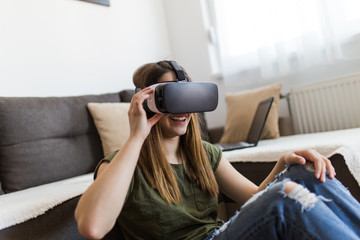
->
[289, 75, 360, 134]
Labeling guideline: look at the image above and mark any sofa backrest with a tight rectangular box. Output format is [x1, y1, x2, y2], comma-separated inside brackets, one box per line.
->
[0, 90, 134, 193]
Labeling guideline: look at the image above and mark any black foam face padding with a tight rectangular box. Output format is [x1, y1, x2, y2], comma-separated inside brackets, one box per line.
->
[154, 82, 218, 114]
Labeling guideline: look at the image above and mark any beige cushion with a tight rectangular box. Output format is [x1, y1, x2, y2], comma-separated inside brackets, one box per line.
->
[87, 102, 130, 156]
[219, 83, 282, 144]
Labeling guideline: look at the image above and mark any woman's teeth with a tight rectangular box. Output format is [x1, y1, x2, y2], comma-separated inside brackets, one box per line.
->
[170, 116, 186, 121]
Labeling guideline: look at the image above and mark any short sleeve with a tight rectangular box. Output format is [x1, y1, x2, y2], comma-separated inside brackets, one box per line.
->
[201, 141, 222, 172]
[93, 149, 135, 201]
[93, 150, 119, 180]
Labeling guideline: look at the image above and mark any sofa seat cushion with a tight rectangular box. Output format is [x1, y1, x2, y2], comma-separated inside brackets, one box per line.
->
[0, 93, 121, 193]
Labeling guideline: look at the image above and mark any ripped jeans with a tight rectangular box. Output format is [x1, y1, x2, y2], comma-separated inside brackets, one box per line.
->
[204, 164, 360, 240]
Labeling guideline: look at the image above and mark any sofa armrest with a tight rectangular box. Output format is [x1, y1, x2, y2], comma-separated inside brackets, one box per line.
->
[0, 197, 85, 240]
[0, 173, 93, 230]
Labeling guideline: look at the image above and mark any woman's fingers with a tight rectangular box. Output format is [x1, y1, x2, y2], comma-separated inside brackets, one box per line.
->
[308, 150, 325, 182]
[293, 149, 335, 182]
[293, 154, 306, 165]
[132, 87, 152, 102]
[283, 152, 303, 165]
[319, 160, 326, 182]
[323, 156, 336, 179]
[148, 113, 162, 127]
[129, 88, 155, 121]
[127, 87, 158, 140]
[309, 151, 323, 180]
[134, 89, 162, 126]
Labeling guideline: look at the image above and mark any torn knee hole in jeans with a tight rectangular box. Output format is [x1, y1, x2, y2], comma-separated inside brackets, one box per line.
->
[283, 181, 330, 212]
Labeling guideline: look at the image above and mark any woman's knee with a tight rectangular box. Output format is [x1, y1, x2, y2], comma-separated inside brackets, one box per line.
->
[283, 181, 319, 211]
[283, 181, 298, 194]
[276, 164, 316, 183]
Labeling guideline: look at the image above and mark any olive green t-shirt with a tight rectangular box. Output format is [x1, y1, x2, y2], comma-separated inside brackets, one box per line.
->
[95, 141, 223, 240]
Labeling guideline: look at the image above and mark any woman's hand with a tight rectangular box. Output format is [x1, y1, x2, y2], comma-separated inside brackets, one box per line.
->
[280, 149, 336, 182]
[128, 88, 162, 141]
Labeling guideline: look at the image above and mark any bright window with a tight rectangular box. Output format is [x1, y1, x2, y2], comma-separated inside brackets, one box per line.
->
[208, 0, 360, 81]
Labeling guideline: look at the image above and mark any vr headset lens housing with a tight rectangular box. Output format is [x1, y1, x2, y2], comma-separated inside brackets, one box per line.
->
[146, 82, 218, 114]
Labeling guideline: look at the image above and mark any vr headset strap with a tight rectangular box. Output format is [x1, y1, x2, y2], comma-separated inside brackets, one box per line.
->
[135, 60, 186, 93]
[166, 60, 186, 82]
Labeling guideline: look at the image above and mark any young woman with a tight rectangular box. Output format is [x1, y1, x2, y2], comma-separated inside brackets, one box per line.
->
[75, 61, 360, 240]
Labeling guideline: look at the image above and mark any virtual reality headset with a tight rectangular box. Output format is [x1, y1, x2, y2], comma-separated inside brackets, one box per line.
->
[145, 81, 218, 114]
[136, 61, 218, 115]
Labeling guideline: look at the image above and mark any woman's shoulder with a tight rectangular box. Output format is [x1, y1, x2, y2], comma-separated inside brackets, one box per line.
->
[201, 140, 222, 171]
[93, 150, 119, 179]
[202, 140, 219, 151]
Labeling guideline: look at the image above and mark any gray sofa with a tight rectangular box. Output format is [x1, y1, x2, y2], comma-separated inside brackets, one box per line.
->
[0, 91, 359, 240]
[0, 91, 134, 239]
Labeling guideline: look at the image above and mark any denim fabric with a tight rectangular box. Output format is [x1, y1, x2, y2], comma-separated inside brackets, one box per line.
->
[205, 164, 360, 240]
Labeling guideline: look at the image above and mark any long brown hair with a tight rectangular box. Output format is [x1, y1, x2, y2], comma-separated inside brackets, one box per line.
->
[133, 61, 219, 204]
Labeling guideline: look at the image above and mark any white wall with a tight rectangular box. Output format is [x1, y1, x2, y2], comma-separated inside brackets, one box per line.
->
[162, 0, 226, 128]
[0, 0, 172, 97]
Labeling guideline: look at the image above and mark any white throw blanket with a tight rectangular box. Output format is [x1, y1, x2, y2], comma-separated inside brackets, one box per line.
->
[0, 173, 93, 230]
[223, 128, 360, 187]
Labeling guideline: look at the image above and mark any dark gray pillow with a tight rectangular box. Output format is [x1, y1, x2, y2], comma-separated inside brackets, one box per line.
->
[0, 182, 4, 195]
[119, 89, 135, 102]
[0, 92, 122, 193]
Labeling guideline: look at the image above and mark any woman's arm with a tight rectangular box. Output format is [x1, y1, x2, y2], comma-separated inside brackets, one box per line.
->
[75, 137, 143, 239]
[215, 156, 258, 205]
[74, 88, 162, 239]
[216, 149, 336, 205]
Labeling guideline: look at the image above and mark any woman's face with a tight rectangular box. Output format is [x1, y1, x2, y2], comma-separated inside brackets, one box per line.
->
[157, 72, 192, 139]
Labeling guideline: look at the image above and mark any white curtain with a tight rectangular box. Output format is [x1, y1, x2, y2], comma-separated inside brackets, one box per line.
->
[211, 0, 360, 82]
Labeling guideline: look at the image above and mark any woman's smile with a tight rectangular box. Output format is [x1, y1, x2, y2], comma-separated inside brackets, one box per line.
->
[158, 113, 191, 138]
[169, 115, 187, 122]
[168, 114, 190, 125]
